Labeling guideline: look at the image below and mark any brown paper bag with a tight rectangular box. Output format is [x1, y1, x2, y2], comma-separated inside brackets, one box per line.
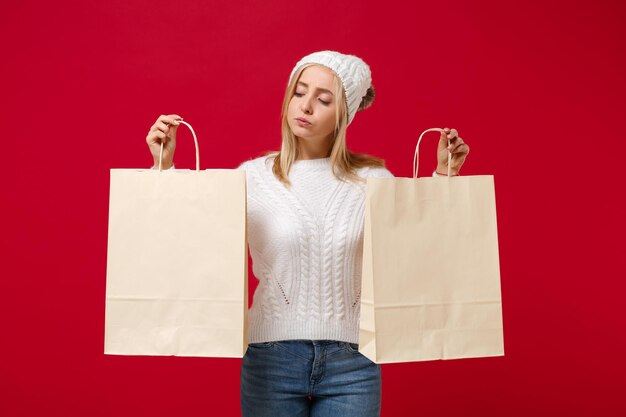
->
[359, 128, 503, 364]
[104, 121, 248, 357]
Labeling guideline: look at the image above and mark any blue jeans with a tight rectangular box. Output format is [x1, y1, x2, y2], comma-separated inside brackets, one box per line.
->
[240, 340, 382, 417]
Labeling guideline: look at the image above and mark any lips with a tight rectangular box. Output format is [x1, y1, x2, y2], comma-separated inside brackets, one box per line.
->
[295, 117, 311, 126]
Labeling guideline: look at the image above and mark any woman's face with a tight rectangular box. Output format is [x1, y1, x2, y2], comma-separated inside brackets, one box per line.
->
[287, 65, 338, 145]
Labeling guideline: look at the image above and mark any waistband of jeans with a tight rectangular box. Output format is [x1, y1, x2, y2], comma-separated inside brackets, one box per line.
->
[267, 339, 352, 346]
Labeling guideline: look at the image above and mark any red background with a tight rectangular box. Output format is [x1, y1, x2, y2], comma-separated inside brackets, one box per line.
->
[2, 0, 624, 415]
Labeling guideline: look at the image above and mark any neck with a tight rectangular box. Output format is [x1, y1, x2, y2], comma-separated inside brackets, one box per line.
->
[296, 135, 332, 160]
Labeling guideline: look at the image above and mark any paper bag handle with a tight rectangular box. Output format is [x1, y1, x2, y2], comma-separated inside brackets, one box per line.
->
[412, 128, 451, 178]
[159, 120, 200, 172]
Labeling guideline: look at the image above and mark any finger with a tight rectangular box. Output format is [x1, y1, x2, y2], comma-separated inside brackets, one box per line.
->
[447, 128, 458, 140]
[166, 114, 183, 125]
[164, 118, 181, 126]
[159, 114, 183, 126]
[438, 132, 453, 153]
[155, 131, 167, 142]
[446, 136, 463, 150]
[147, 130, 167, 145]
[441, 128, 458, 142]
[450, 143, 470, 155]
[155, 121, 170, 134]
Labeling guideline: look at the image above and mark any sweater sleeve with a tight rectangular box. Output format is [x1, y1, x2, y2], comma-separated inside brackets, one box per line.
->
[366, 166, 395, 178]
[236, 160, 248, 171]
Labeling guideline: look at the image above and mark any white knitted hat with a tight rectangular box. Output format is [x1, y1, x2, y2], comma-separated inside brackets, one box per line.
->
[288, 50, 372, 126]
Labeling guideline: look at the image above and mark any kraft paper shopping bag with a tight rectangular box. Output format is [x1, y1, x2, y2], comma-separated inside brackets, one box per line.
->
[359, 128, 503, 364]
[105, 121, 248, 357]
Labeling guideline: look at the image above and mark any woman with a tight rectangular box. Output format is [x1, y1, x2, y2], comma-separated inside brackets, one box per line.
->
[145, 50, 469, 417]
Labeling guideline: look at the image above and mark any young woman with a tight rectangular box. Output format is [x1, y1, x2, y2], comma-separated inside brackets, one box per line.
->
[145, 50, 469, 417]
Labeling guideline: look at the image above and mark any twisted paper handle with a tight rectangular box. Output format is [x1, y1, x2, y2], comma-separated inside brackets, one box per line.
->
[412, 128, 451, 178]
[159, 120, 200, 172]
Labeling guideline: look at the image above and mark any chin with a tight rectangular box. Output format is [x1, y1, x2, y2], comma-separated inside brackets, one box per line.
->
[290, 125, 313, 137]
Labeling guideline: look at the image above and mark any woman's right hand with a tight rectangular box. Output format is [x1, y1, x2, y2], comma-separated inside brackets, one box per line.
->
[146, 114, 183, 169]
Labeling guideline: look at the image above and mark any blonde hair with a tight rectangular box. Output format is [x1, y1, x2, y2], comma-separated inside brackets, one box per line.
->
[264, 63, 386, 188]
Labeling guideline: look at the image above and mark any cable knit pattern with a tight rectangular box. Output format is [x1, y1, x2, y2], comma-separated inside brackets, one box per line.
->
[237, 153, 394, 344]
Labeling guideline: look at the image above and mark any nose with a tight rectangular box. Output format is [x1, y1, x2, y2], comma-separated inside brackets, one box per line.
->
[300, 96, 313, 114]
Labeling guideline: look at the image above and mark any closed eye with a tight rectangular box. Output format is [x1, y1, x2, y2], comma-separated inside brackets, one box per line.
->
[294, 92, 330, 106]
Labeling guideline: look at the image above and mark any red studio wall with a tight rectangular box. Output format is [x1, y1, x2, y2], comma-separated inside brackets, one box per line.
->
[1, 0, 624, 416]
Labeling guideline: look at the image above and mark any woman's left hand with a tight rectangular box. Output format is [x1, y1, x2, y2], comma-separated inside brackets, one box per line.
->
[436, 127, 470, 176]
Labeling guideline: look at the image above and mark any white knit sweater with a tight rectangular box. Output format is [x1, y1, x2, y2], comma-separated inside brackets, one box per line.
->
[236, 154, 394, 344]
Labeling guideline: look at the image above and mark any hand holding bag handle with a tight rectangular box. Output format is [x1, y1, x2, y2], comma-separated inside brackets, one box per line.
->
[158, 121, 200, 172]
[412, 128, 451, 178]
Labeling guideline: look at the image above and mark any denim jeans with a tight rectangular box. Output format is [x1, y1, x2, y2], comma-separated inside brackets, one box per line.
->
[240, 339, 382, 417]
